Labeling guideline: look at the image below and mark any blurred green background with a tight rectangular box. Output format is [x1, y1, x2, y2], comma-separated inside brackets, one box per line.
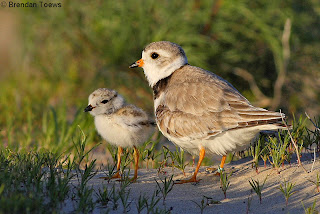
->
[0, 0, 319, 151]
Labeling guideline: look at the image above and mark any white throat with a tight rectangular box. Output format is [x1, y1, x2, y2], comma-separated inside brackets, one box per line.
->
[143, 57, 187, 87]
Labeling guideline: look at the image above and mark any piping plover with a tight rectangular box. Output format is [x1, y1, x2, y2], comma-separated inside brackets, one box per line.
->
[84, 88, 155, 180]
[130, 41, 286, 183]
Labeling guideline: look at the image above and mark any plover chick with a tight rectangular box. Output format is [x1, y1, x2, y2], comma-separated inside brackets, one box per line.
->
[130, 41, 286, 183]
[84, 88, 155, 180]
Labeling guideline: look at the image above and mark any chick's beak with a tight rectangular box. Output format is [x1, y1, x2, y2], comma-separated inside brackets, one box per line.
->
[84, 104, 94, 112]
[129, 59, 144, 68]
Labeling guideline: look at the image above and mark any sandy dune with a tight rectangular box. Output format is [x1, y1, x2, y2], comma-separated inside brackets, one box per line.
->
[66, 155, 320, 213]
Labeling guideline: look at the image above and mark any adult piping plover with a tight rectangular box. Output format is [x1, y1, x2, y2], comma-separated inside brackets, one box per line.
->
[130, 41, 286, 183]
[84, 88, 155, 180]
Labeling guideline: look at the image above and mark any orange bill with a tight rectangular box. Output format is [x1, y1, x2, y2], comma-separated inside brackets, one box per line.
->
[129, 59, 144, 68]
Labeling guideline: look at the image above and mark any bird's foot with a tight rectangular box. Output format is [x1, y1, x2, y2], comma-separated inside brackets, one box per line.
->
[205, 167, 217, 173]
[175, 176, 200, 184]
[214, 167, 225, 176]
[112, 176, 138, 183]
[129, 176, 138, 183]
[99, 172, 121, 180]
[205, 167, 222, 176]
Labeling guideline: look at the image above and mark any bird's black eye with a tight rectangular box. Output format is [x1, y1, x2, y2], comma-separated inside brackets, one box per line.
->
[151, 52, 159, 59]
[101, 100, 109, 104]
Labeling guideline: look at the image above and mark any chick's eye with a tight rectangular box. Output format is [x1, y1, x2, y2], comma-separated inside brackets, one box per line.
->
[151, 52, 159, 59]
[101, 100, 109, 104]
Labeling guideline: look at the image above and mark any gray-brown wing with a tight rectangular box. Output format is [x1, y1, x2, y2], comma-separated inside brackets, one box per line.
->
[157, 79, 284, 140]
[116, 105, 156, 128]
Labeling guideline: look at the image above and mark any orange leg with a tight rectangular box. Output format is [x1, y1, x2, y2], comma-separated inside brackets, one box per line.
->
[132, 146, 139, 181]
[100, 146, 123, 180]
[111, 146, 123, 179]
[220, 155, 227, 169]
[175, 147, 205, 184]
[214, 155, 227, 176]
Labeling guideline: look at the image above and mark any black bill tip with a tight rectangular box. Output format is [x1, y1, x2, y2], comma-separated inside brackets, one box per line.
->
[129, 62, 138, 68]
[84, 105, 93, 112]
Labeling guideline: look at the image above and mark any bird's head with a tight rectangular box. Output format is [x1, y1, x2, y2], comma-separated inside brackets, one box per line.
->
[84, 88, 125, 116]
[129, 41, 188, 87]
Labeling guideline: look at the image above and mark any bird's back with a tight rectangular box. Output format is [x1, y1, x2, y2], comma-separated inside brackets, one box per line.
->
[155, 64, 285, 155]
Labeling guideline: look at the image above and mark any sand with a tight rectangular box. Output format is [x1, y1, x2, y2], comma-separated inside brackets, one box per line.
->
[66, 155, 320, 214]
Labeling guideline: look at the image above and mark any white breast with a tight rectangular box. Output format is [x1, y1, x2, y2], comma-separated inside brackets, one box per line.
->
[94, 115, 145, 148]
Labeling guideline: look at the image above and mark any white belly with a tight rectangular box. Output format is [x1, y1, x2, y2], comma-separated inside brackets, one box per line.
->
[161, 126, 273, 156]
[203, 127, 260, 156]
[94, 115, 148, 148]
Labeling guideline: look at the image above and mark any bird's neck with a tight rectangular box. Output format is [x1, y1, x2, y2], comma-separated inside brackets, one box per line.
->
[145, 58, 188, 87]
[152, 64, 188, 99]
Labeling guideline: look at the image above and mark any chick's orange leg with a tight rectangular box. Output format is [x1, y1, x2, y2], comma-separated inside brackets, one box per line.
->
[111, 146, 123, 178]
[100, 146, 123, 180]
[131, 146, 139, 182]
[175, 147, 205, 184]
